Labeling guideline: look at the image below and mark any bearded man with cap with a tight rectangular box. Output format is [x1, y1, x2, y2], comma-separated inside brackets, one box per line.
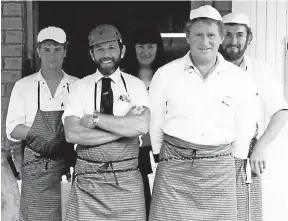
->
[63, 24, 150, 220]
[6, 26, 79, 221]
[148, 6, 260, 221]
[219, 13, 288, 221]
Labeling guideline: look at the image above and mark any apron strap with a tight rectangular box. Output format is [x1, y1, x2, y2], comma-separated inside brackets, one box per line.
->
[94, 74, 128, 112]
[38, 81, 40, 110]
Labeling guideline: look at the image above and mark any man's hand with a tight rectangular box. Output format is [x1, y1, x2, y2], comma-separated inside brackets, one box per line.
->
[80, 114, 95, 129]
[249, 142, 267, 177]
[126, 106, 145, 116]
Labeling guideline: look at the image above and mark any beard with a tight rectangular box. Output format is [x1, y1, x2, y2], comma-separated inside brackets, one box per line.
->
[94, 55, 121, 76]
[219, 38, 249, 62]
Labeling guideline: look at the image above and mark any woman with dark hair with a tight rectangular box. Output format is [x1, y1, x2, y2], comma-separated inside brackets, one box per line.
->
[122, 24, 166, 218]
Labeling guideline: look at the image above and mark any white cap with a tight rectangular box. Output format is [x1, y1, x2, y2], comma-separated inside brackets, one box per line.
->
[37, 26, 66, 44]
[222, 13, 250, 28]
[189, 5, 222, 21]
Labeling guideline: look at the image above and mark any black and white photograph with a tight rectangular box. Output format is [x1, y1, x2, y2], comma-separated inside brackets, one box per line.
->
[1, 1, 288, 221]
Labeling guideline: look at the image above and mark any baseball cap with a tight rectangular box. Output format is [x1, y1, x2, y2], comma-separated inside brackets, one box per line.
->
[189, 5, 222, 21]
[37, 26, 66, 44]
[88, 24, 122, 47]
[222, 13, 250, 28]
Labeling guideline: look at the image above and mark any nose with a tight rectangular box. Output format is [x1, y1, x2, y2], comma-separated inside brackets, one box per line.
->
[231, 35, 238, 44]
[202, 35, 209, 45]
[142, 46, 149, 55]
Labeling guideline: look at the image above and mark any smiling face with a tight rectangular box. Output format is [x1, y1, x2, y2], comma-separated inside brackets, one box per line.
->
[186, 19, 224, 64]
[90, 40, 125, 76]
[135, 43, 158, 67]
[220, 24, 251, 61]
[37, 40, 66, 71]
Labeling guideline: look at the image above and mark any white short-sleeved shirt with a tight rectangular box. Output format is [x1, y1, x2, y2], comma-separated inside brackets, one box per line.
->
[149, 52, 260, 158]
[62, 68, 150, 122]
[6, 71, 79, 142]
[240, 56, 288, 137]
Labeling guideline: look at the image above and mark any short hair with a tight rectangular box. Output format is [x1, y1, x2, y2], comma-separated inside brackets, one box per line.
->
[224, 22, 252, 35]
[37, 39, 68, 50]
[184, 17, 225, 38]
[122, 25, 166, 76]
[89, 40, 123, 54]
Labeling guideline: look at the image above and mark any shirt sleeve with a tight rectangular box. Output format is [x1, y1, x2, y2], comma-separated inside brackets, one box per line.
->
[149, 69, 167, 154]
[62, 81, 84, 123]
[256, 64, 288, 117]
[6, 81, 26, 142]
[232, 76, 261, 159]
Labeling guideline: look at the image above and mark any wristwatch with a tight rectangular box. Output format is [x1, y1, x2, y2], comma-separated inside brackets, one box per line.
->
[91, 112, 100, 126]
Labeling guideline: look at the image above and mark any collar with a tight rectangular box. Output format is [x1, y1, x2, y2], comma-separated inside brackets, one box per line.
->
[183, 51, 223, 71]
[94, 68, 122, 84]
[33, 70, 71, 83]
[239, 56, 248, 71]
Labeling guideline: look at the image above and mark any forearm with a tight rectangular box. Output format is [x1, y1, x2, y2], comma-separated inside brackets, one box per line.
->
[10, 124, 30, 141]
[97, 110, 150, 137]
[256, 109, 288, 149]
[64, 116, 122, 146]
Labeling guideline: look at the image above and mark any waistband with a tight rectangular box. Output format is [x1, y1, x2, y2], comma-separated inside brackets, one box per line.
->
[75, 156, 139, 186]
[160, 134, 232, 166]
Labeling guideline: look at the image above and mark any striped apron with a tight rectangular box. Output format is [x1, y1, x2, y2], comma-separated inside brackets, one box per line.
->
[149, 134, 237, 221]
[65, 75, 146, 221]
[235, 125, 262, 221]
[20, 81, 74, 221]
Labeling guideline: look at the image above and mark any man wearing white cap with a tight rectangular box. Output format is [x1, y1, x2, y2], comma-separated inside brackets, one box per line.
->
[149, 5, 260, 221]
[63, 24, 150, 220]
[220, 12, 288, 221]
[6, 26, 79, 221]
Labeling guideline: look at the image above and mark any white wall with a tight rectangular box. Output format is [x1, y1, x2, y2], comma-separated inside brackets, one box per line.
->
[232, 1, 288, 221]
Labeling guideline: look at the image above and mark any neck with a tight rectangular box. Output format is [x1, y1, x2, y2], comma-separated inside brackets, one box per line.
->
[190, 54, 217, 78]
[230, 56, 244, 67]
[41, 68, 63, 80]
[138, 67, 154, 81]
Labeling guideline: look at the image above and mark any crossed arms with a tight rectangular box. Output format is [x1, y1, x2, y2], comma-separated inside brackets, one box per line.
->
[64, 106, 150, 146]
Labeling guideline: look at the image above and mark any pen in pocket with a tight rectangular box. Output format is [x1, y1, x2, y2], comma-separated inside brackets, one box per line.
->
[61, 102, 64, 110]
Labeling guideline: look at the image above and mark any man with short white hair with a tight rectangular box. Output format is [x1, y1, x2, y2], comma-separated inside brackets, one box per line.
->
[220, 12, 288, 221]
[6, 26, 79, 221]
[149, 6, 260, 221]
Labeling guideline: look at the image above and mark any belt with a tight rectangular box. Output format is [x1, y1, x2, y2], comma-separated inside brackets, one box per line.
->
[76, 156, 138, 186]
[160, 152, 232, 168]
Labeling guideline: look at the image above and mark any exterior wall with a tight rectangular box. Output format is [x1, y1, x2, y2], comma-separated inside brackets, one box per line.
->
[1, 1, 26, 149]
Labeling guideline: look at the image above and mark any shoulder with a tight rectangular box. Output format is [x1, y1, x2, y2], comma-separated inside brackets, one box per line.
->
[13, 72, 39, 90]
[65, 74, 80, 84]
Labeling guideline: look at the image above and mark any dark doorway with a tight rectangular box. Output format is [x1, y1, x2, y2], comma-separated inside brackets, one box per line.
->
[38, 1, 190, 78]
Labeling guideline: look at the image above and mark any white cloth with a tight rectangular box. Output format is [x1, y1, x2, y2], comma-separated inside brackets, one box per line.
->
[62, 68, 150, 121]
[240, 56, 288, 137]
[6, 70, 79, 142]
[149, 52, 260, 158]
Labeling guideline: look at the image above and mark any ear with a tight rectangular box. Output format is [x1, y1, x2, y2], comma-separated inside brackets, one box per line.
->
[120, 45, 126, 59]
[185, 32, 190, 44]
[247, 33, 253, 45]
[89, 50, 95, 61]
[36, 48, 40, 58]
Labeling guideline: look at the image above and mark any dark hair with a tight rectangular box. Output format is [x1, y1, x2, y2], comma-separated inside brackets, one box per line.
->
[184, 17, 225, 38]
[122, 25, 166, 77]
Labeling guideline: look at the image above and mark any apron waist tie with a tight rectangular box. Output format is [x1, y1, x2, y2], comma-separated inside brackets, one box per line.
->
[160, 152, 232, 163]
[76, 156, 138, 185]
